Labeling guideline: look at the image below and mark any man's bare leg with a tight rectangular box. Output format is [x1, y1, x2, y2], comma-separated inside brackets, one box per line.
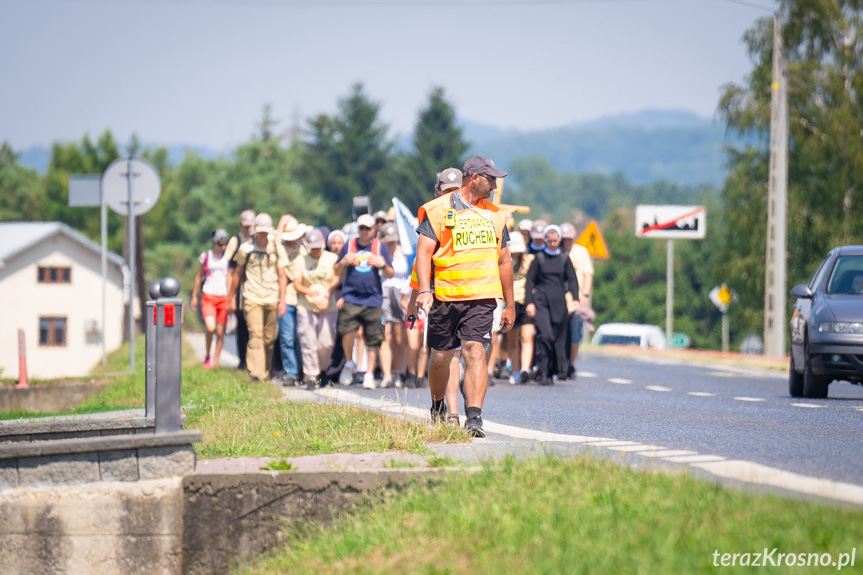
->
[461, 341, 488, 409]
[342, 331, 356, 363]
[428, 348, 456, 401]
[460, 340, 488, 436]
[445, 351, 461, 422]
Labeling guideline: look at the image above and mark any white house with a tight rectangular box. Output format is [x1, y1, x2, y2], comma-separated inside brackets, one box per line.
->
[0, 222, 128, 379]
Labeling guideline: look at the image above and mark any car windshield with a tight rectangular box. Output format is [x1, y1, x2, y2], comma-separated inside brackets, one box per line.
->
[596, 334, 642, 346]
[825, 256, 863, 294]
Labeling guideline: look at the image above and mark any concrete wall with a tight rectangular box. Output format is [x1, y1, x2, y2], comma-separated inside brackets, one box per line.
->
[0, 477, 184, 575]
[182, 470, 443, 574]
[0, 234, 126, 379]
[0, 468, 447, 575]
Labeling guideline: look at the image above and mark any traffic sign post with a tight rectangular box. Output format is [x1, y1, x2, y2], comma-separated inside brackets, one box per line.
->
[635, 205, 707, 345]
[710, 284, 738, 353]
[69, 174, 108, 367]
[102, 157, 161, 373]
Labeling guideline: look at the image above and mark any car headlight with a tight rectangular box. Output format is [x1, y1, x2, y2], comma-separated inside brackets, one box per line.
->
[818, 322, 863, 334]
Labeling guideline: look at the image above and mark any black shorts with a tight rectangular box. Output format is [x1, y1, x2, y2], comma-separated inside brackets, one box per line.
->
[427, 298, 496, 351]
[337, 301, 385, 347]
[515, 302, 533, 327]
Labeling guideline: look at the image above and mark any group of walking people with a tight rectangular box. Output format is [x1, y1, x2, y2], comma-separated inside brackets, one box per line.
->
[189, 155, 594, 436]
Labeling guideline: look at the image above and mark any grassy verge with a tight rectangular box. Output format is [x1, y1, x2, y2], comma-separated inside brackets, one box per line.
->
[240, 454, 862, 574]
[185, 374, 466, 458]
[1, 336, 468, 455]
[0, 336, 195, 419]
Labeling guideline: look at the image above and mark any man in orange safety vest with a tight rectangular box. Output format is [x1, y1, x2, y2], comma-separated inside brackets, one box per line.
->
[414, 155, 515, 437]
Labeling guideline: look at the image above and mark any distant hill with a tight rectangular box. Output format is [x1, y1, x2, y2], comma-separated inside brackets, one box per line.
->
[15, 144, 227, 174]
[14, 109, 754, 189]
[464, 109, 755, 188]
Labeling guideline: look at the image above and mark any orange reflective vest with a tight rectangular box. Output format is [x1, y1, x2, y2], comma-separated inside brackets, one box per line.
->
[414, 192, 506, 301]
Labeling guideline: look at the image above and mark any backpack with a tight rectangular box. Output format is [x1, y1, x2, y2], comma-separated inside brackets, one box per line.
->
[202, 250, 211, 282]
[347, 237, 382, 258]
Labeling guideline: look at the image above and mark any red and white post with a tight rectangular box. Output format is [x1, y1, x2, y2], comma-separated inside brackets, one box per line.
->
[16, 329, 28, 389]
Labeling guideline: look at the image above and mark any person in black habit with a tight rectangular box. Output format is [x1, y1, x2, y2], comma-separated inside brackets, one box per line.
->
[524, 225, 579, 385]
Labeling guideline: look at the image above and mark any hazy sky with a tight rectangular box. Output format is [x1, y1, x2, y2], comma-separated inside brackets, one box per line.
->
[1, 0, 776, 150]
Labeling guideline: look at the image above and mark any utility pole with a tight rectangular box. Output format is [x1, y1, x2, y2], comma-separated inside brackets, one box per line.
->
[666, 239, 674, 346]
[764, 13, 788, 358]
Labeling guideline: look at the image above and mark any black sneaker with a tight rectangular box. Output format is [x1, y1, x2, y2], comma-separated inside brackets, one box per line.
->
[518, 370, 530, 385]
[464, 415, 485, 438]
[430, 400, 447, 424]
[301, 375, 317, 389]
[493, 360, 506, 379]
[566, 365, 576, 380]
[404, 373, 417, 389]
[282, 376, 297, 387]
[416, 377, 428, 388]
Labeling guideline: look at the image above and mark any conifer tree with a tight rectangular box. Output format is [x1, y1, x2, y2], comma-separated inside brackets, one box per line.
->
[395, 87, 469, 212]
[297, 83, 393, 225]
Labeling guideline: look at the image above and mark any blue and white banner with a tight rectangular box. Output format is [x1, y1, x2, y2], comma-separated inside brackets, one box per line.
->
[392, 197, 419, 269]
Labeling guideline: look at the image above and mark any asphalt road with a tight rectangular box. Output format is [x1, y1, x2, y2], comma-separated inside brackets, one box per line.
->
[199, 335, 863, 498]
[330, 353, 863, 487]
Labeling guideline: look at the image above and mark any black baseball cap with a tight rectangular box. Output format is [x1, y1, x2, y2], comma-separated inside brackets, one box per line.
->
[463, 155, 507, 178]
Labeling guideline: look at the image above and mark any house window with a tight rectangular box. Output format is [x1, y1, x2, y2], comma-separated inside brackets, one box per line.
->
[39, 317, 67, 347]
[38, 266, 71, 284]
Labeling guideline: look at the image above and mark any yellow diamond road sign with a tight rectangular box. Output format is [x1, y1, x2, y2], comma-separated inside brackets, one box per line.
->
[718, 285, 733, 305]
[709, 284, 737, 312]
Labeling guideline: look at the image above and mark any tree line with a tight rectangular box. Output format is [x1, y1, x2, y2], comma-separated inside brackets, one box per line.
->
[2, 0, 861, 353]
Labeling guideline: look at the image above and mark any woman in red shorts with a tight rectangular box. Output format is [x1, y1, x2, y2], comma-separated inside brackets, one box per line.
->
[191, 229, 231, 368]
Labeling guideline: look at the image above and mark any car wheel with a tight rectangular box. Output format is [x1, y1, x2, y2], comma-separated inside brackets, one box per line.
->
[802, 345, 829, 399]
[789, 357, 804, 397]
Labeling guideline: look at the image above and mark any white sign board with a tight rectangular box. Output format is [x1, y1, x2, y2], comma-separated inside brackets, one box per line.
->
[68, 174, 102, 207]
[102, 157, 161, 217]
[635, 205, 706, 239]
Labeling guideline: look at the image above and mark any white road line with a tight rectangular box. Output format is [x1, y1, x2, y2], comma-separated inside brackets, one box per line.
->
[577, 371, 597, 378]
[688, 392, 716, 397]
[693, 460, 863, 506]
[663, 454, 727, 463]
[582, 440, 641, 447]
[636, 450, 698, 458]
[791, 403, 825, 409]
[646, 385, 671, 392]
[313, 387, 863, 505]
[608, 378, 632, 384]
[734, 396, 765, 402]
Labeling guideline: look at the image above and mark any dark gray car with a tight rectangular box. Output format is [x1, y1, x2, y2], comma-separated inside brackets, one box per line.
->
[789, 245, 863, 398]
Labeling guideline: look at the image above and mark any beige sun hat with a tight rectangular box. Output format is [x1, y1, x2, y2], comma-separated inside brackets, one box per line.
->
[281, 215, 307, 242]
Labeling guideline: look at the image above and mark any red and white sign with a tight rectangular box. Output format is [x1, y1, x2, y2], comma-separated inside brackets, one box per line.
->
[635, 205, 706, 239]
